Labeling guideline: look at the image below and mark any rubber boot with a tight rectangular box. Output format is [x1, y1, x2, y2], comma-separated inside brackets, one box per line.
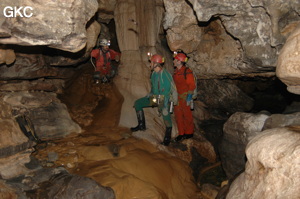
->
[184, 134, 193, 139]
[93, 72, 100, 84]
[174, 135, 185, 142]
[161, 127, 172, 146]
[130, 110, 146, 132]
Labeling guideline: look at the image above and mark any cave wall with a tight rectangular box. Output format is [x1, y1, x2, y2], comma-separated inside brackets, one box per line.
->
[0, 0, 99, 180]
[163, 0, 300, 77]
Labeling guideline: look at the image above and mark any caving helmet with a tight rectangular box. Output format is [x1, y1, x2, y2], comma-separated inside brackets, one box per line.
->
[150, 54, 164, 64]
[99, 39, 111, 46]
[174, 52, 188, 62]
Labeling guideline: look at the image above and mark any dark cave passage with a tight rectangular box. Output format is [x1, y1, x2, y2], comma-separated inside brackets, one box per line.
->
[237, 77, 300, 114]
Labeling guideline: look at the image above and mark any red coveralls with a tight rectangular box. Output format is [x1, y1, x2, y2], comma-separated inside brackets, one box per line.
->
[173, 66, 196, 136]
[90, 48, 121, 75]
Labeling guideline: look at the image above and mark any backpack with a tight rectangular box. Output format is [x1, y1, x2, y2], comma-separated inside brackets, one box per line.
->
[184, 67, 198, 99]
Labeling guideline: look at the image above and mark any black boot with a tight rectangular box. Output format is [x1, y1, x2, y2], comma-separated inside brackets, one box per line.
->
[130, 110, 146, 132]
[93, 72, 100, 84]
[161, 127, 172, 146]
[174, 135, 185, 142]
[184, 134, 193, 139]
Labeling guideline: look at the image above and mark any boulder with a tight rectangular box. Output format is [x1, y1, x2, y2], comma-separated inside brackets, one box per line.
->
[227, 127, 300, 199]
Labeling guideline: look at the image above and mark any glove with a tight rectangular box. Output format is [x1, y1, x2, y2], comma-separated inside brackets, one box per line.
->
[186, 94, 193, 106]
[186, 94, 193, 102]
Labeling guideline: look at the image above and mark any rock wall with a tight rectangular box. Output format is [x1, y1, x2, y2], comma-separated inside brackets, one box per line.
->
[163, 0, 300, 78]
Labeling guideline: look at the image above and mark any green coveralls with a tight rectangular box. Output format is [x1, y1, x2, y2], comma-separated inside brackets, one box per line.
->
[134, 69, 172, 127]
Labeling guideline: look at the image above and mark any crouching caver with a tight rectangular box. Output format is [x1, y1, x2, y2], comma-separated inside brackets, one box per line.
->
[131, 54, 173, 146]
[90, 39, 121, 83]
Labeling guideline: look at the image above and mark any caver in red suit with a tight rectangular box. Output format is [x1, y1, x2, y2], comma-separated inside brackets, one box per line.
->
[90, 48, 121, 76]
[90, 39, 121, 83]
[172, 52, 196, 142]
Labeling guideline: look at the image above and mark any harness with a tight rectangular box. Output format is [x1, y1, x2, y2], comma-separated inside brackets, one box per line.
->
[183, 67, 193, 79]
[99, 48, 111, 66]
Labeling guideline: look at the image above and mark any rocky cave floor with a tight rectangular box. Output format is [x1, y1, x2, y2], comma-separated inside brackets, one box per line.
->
[10, 65, 224, 198]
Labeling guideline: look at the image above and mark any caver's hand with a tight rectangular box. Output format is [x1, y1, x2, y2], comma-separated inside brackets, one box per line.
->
[186, 94, 192, 106]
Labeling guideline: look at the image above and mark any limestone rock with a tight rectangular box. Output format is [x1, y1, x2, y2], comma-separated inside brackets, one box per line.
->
[27, 101, 82, 139]
[0, 48, 15, 65]
[0, 0, 98, 52]
[200, 183, 220, 199]
[188, 19, 243, 77]
[263, 112, 300, 130]
[163, 0, 300, 77]
[163, 0, 201, 53]
[0, 79, 65, 94]
[284, 101, 300, 114]
[44, 20, 101, 66]
[3, 92, 82, 139]
[0, 97, 34, 179]
[0, 180, 18, 198]
[197, 79, 254, 120]
[0, 53, 72, 80]
[227, 128, 300, 199]
[276, 25, 300, 94]
[0, 150, 33, 179]
[220, 112, 269, 179]
[191, 0, 299, 62]
[35, 171, 115, 199]
[0, 118, 29, 152]
[169, 137, 216, 164]
[0, 117, 33, 180]
[97, 0, 117, 23]
[3, 166, 114, 199]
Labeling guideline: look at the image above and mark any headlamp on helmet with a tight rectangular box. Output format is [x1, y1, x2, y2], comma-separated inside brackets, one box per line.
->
[147, 52, 153, 61]
[173, 51, 188, 62]
[100, 39, 111, 46]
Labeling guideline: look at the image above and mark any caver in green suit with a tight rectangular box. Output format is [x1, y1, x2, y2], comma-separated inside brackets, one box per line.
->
[131, 54, 173, 146]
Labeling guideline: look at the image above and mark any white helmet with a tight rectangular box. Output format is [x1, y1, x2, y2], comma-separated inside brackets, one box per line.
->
[99, 39, 110, 46]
